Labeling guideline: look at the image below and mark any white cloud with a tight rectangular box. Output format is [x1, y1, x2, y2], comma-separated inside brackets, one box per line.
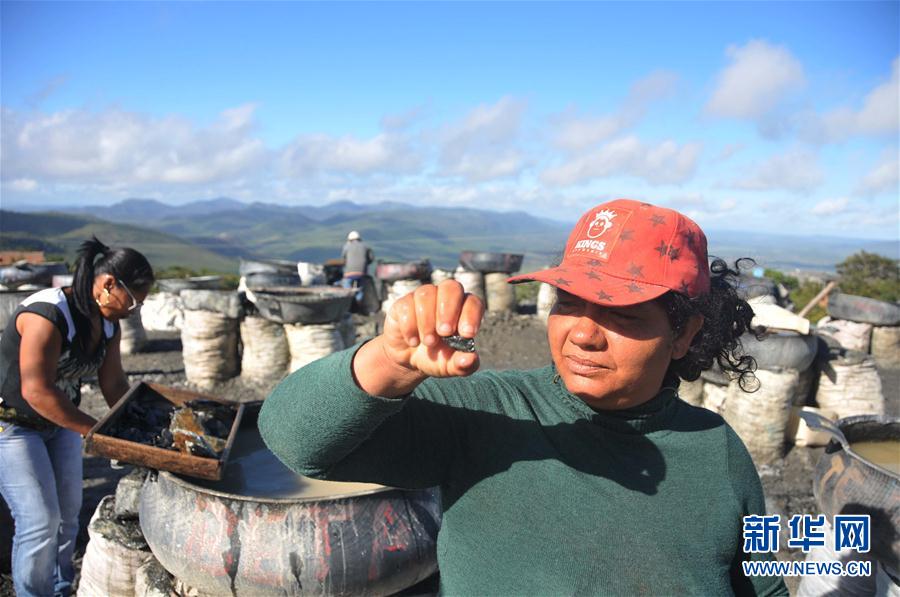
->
[551, 71, 679, 152]
[551, 112, 622, 154]
[629, 70, 680, 104]
[664, 194, 739, 223]
[731, 149, 823, 192]
[268, 178, 564, 217]
[806, 58, 900, 142]
[807, 197, 897, 234]
[438, 96, 528, 182]
[279, 131, 421, 178]
[444, 151, 525, 182]
[811, 197, 850, 216]
[718, 198, 738, 212]
[715, 143, 745, 162]
[1, 104, 267, 187]
[448, 97, 525, 146]
[380, 104, 427, 131]
[667, 192, 708, 208]
[706, 40, 805, 120]
[541, 136, 702, 186]
[857, 204, 900, 230]
[856, 149, 900, 196]
[8, 178, 38, 192]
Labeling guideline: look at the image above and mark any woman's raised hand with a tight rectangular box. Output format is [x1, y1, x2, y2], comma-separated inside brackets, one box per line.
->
[382, 280, 484, 378]
[353, 280, 484, 397]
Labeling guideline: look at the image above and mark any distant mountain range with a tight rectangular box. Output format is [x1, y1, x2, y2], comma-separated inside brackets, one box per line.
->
[3, 197, 896, 274]
[8, 198, 572, 271]
[62, 197, 413, 224]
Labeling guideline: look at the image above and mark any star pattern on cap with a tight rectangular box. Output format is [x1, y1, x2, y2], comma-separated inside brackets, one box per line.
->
[620, 229, 634, 241]
[655, 240, 669, 257]
[596, 290, 613, 302]
[627, 263, 644, 278]
[587, 259, 602, 267]
[627, 282, 643, 293]
[554, 277, 572, 287]
[682, 229, 696, 248]
[650, 214, 666, 227]
[668, 246, 681, 261]
[585, 271, 602, 281]
[679, 280, 691, 294]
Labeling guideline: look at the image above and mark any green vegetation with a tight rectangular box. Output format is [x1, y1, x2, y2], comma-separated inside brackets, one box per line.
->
[1, 210, 238, 274]
[836, 251, 900, 303]
[765, 251, 898, 324]
[153, 266, 240, 290]
[764, 268, 827, 323]
[514, 281, 540, 304]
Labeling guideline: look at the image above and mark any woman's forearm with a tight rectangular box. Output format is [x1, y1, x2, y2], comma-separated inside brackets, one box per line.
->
[23, 386, 97, 435]
[100, 375, 130, 408]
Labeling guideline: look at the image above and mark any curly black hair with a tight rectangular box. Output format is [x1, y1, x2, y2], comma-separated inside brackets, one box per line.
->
[657, 258, 760, 391]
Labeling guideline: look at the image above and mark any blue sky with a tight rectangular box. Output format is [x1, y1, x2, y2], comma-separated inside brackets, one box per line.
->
[2, 1, 898, 241]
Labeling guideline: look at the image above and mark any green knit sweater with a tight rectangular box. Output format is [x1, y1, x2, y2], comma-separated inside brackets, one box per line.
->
[259, 345, 788, 596]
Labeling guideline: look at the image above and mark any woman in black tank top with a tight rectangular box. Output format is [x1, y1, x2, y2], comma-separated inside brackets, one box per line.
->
[0, 237, 153, 597]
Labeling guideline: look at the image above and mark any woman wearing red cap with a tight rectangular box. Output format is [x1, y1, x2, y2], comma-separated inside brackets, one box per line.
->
[260, 199, 788, 595]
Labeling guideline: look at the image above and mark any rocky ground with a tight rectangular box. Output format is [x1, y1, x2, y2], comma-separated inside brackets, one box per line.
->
[1, 310, 897, 595]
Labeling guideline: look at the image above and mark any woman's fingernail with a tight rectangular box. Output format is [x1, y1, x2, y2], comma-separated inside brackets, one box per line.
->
[424, 334, 436, 346]
[438, 323, 452, 335]
[408, 336, 419, 347]
[459, 323, 473, 335]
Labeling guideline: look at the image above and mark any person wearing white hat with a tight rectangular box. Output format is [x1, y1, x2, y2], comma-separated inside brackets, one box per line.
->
[341, 231, 374, 293]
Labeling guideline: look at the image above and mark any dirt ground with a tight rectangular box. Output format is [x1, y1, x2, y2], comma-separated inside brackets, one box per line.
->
[1, 310, 897, 596]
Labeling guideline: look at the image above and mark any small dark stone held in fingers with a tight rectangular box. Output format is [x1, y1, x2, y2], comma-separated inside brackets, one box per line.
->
[441, 335, 476, 353]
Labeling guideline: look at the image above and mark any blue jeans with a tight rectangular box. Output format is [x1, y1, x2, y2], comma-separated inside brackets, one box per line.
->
[0, 422, 82, 597]
[341, 275, 365, 303]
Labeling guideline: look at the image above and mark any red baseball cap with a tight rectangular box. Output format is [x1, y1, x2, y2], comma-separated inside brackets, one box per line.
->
[508, 199, 710, 306]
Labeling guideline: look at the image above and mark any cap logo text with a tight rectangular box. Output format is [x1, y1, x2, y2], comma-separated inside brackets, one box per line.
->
[574, 239, 607, 252]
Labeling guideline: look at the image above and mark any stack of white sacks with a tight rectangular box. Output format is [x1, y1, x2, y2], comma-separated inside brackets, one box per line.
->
[817, 292, 900, 368]
[140, 292, 184, 332]
[452, 267, 485, 305]
[283, 321, 346, 373]
[720, 300, 820, 465]
[242, 299, 353, 381]
[452, 267, 517, 314]
[138, 264, 357, 388]
[679, 295, 887, 466]
[77, 470, 152, 597]
[179, 290, 242, 389]
[536, 282, 557, 321]
[381, 278, 425, 314]
[812, 292, 895, 421]
[381, 265, 517, 315]
[118, 307, 147, 354]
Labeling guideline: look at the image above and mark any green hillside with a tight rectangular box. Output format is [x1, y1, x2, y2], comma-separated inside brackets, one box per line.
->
[0, 210, 238, 273]
[148, 205, 571, 270]
[13, 199, 894, 274]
